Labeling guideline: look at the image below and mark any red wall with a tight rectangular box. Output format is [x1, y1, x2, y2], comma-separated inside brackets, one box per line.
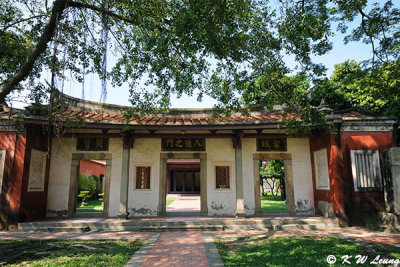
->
[18, 125, 52, 222]
[79, 160, 106, 178]
[310, 129, 396, 225]
[340, 132, 395, 218]
[310, 130, 347, 221]
[0, 132, 26, 228]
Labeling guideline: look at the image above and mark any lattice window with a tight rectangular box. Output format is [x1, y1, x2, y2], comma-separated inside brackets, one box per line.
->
[136, 166, 151, 189]
[216, 166, 230, 189]
[350, 150, 382, 192]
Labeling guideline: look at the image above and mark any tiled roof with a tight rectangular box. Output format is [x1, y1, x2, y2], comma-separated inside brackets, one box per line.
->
[46, 107, 297, 126]
[0, 93, 396, 128]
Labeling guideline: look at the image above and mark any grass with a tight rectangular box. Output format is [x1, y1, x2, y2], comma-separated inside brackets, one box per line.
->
[215, 236, 400, 267]
[166, 199, 175, 206]
[76, 199, 104, 208]
[261, 193, 287, 211]
[76, 209, 103, 213]
[376, 244, 400, 259]
[0, 239, 144, 267]
[76, 199, 103, 213]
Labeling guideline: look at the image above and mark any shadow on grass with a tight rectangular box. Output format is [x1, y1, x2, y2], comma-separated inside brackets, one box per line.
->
[215, 236, 374, 267]
[0, 239, 144, 266]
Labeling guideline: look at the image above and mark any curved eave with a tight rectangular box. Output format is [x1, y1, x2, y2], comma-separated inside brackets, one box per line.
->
[22, 117, 286, 130]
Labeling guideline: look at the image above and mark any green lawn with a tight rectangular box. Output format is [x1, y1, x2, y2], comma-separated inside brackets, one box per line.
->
[215, 236, 400, 267]
[76, 208, 103, 213]
[76, 199, 103, 213]
[0, 239, 144, 267]
[76, 199, 104, 208]
[261, 194, 287, 211]
[166, 199, 175, 206]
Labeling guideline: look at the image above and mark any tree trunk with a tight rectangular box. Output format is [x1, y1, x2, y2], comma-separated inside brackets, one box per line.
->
[0, 0, 67, 103]
[260, 177, 265, 196]
[280, 177, 286, 200]
[0, 0, 141, 103]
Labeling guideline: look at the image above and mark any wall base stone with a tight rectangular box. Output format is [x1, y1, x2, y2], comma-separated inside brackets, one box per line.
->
[318, 201, 335, 218]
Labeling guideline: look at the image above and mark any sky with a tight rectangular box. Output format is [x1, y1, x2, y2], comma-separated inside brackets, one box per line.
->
[56, 31, 372, 109]
[9, 3, 379, 109]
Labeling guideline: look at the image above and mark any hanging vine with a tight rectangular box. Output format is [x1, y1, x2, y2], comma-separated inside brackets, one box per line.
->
[100, 0, 108, 103]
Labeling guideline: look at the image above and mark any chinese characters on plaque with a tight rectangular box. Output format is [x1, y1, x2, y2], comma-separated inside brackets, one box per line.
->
[161, 138, 206, 151]
[27, 149, 46, 192]
[257, 138, 287, 151]
[77, 138, 109, 151]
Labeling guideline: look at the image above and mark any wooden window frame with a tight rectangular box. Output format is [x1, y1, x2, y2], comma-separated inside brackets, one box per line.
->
[134, 164, 152, 191]
[213, 162, 233, 191]
[350, 150, 382, 192]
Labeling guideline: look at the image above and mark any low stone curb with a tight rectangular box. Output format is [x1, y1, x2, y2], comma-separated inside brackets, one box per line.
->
[202, 232, 224, 267]
[124, 233, 161, 267]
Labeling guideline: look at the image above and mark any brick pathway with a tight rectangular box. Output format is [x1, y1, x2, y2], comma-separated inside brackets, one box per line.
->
[140, 232, 209, 267]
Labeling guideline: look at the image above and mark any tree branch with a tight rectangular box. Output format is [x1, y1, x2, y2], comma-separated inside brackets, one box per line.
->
[0, 0, 67, 103]
[0, 0, 143, 103]
[1, 14, 49, 31]
[358, 8, 371, 20]
[66, 0, 139, 25]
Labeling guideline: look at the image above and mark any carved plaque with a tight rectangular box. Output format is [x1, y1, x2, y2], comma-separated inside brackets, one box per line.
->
[257, 138, 287, 151]
[161, 138, 206, 151]
[28, 149, 47, 192]
[314, 148, 330, 190]
[77, 138, 109, 151]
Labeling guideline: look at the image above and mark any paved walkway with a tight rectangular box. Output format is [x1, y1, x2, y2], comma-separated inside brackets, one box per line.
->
[140, 232, 209, 267]
[166, 196, 200, 213]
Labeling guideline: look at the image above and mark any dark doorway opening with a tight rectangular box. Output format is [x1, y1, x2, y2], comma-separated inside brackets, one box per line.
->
[166, 159, 200, 213]
[167, 159, 200, 194]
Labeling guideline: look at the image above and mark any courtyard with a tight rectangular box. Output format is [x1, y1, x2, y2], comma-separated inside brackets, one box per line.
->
[0, 0, 399, 266]
[0, 224, 399, 266]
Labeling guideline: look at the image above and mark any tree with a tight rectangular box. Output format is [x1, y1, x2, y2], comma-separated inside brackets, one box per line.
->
[0, 0, 398, 132]
[78, 172, 96, 198]
[311, 59, 400, 142]
[259, 160, 285, 198]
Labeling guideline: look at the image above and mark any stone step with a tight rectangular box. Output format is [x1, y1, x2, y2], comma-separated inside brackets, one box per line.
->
[225, 223, 339, 231]
[377, 226, 400, 234]
[136, 225, 224, 232]
[18, 220, 340, 232]
[272, 223, 339, 231]
[18, 226, 90, 233]
[18, 218, 339, 228]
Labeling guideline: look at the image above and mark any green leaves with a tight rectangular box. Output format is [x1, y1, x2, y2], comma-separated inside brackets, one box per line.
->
[0, 0, 398, 138]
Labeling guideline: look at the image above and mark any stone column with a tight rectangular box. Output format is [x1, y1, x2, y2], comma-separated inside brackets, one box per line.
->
[253, 159, 261, 214]
[388, 148, 400, 215]
[233, 133, 245, 217]
[119, 133, 134, 218]
[200, 154, 208, 215]
[68, 159, 80, 217]
[284, 159, 296, 214]
[103, 159, 112, 216]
